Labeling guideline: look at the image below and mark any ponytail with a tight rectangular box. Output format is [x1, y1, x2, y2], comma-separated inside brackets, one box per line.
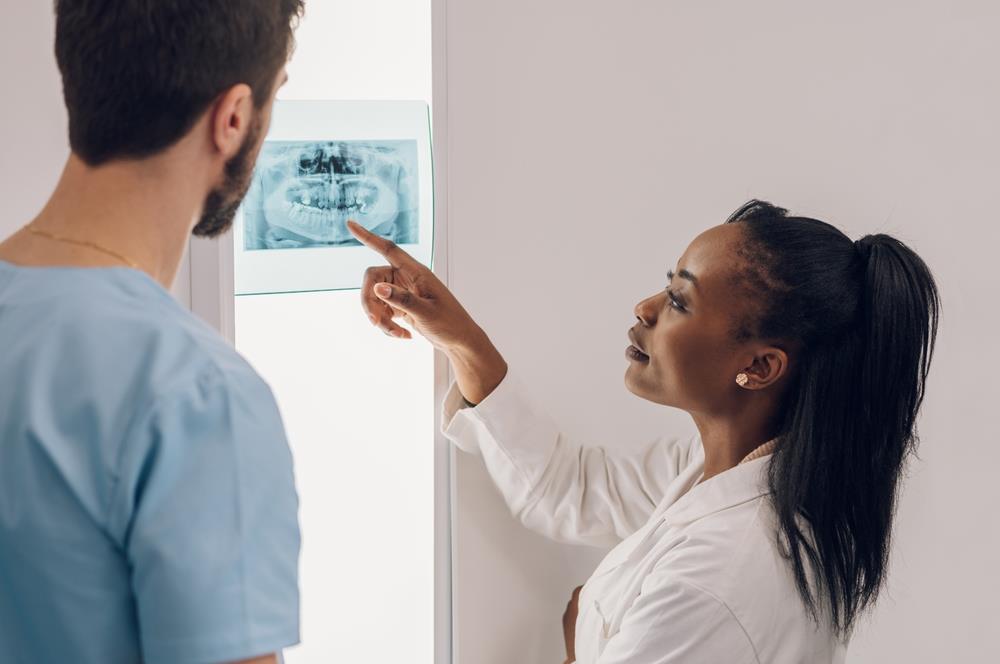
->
[725, 201, 940, 636]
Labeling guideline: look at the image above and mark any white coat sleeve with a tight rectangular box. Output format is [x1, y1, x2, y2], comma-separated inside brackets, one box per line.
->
[441, 369, 697, 547]
[594, 575, 758, 664]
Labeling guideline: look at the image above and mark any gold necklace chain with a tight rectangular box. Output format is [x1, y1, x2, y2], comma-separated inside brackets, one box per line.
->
[27, 225, 139, 269]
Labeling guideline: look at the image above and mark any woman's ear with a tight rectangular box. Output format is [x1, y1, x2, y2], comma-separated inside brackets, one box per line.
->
[210, 83, 254, 159]
[744, 345, 789, 389]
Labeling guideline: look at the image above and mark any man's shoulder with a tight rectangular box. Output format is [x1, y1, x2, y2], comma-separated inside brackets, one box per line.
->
[74, 273, 244, 371]
[4, 267, 261, 408]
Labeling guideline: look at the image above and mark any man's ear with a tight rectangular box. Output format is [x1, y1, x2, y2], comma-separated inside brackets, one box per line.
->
[210, 83, 254, 159]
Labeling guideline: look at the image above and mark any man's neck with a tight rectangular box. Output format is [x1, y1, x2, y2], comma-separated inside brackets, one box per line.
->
[0, 152, 207, 289]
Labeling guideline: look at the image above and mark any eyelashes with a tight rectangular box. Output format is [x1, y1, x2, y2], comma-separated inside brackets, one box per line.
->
[665, 270, 687, 312]
[664, 288, 686, 312]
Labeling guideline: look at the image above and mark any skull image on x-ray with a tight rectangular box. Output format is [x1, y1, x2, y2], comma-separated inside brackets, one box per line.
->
[242, 140, 419, 250]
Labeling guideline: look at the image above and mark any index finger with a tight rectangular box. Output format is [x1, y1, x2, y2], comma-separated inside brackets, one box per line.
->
[347, 220, 421, 270]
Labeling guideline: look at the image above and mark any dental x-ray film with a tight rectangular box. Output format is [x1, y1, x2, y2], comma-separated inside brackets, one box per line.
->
[243, 140, 419, 250]
[234, 101, 432, 295]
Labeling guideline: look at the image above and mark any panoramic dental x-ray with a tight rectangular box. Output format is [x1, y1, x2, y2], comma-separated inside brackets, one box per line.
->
[243, 140, 419, 250]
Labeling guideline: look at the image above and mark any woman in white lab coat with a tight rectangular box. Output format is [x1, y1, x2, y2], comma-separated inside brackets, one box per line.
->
[348, 199, 940, 663]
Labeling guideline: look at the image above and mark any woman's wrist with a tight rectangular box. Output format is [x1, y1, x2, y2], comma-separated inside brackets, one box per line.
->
[445, 330, 508, 405]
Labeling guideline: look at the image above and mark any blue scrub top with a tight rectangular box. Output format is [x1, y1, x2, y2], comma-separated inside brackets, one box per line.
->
[0, 261, 300, 663]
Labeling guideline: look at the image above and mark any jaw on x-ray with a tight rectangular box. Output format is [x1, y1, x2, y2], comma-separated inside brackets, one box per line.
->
[243, 140, 419, 250]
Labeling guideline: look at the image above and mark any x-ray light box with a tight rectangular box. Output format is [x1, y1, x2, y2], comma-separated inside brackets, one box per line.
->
[234, 100, 433, 295]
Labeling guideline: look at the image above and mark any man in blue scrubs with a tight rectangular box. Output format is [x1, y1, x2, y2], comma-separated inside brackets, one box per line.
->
[0, 2, 305, 662]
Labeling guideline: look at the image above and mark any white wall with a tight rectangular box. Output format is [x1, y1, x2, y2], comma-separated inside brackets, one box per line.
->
[444, 0, 999, 662]
[0, 3, 65, 235]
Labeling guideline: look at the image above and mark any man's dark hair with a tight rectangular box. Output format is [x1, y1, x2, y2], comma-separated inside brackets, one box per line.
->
[55, 0, 304, 166]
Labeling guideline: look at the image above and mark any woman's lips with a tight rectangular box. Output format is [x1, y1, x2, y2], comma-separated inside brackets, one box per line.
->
[626, 328, 650, 363]
[626, 344, 650, 363]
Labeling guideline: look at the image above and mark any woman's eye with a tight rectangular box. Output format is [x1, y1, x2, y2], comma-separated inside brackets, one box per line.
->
[665, 289, 686, 312]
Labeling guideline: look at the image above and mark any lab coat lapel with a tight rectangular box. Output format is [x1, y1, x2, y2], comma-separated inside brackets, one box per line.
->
[588, 456, 705, 577]
[588, 453, 773, 579]
[662, 455, 772, 527]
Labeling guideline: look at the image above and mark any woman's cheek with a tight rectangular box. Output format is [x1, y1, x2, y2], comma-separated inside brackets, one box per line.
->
[662, 330, 717, 398]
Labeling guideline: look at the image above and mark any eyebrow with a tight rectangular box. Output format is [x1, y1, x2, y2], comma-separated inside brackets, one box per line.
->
[667, 268, 699, 288]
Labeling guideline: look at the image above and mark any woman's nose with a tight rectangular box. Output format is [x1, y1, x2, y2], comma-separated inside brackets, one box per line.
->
[634, 295, 659, 327]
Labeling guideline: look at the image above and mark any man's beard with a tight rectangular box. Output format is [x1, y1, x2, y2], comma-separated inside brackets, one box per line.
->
[192, 118, 263, 238]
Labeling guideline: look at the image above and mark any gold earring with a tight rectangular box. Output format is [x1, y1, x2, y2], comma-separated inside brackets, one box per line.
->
[735, 372, 749, 387]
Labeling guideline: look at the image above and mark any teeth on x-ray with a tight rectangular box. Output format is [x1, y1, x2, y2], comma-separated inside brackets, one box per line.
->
[243, 140, 419, 250]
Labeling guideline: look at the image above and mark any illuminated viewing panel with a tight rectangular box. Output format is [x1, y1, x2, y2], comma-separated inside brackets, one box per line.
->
[235, 292, 434, 663]
[231, 1, 436, 662]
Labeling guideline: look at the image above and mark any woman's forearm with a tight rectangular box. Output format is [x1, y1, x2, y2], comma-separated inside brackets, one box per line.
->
[445, 327, 508, 405]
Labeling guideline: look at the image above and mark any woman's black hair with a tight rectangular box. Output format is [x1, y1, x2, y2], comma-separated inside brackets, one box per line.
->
[724, 199, 940, 637]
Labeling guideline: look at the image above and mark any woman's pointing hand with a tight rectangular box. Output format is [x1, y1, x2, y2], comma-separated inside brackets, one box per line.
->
[347, 220, 508, 403]
[347, 220, 473, 348]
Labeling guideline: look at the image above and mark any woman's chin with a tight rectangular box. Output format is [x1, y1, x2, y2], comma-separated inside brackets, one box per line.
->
[624, 368, 674, 406]
[623, 368, 645, 397]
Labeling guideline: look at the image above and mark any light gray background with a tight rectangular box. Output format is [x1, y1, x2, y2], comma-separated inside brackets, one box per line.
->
[442, 1, 998, 662]
[1, 2, 997, 663]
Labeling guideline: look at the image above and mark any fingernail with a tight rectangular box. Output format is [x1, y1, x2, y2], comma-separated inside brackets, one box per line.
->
[374, 283, 391, 297]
